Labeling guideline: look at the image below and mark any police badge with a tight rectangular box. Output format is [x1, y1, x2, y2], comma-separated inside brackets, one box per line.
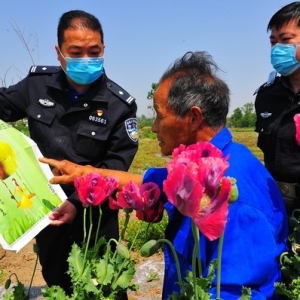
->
[125, 118, 138, 142]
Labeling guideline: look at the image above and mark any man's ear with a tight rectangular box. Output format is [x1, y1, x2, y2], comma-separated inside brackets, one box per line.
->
[189, 106, 203, 130]
[54, 45, 60, 61]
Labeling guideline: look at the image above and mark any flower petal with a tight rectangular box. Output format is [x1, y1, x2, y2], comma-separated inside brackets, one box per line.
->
[294, 113, 300, 146]
[193, 177, 231, 241]
[163, 164, 203, 218]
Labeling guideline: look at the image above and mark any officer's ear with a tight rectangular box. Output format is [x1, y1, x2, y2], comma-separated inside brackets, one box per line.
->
[55, 45, 62, 62]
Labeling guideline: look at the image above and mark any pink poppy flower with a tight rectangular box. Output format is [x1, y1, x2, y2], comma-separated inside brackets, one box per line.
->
[294, 113, 300, 146]
[74, 173, 119, 206]
[163, 142, 232, 241]
[116, 181, 161, 211]
[193, 177, 231, 241]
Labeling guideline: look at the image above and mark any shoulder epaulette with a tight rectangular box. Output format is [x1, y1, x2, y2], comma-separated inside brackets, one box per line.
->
[253, 70, 280, 95]
[106, 80, 136, 105]
[28, 65, 61, 75]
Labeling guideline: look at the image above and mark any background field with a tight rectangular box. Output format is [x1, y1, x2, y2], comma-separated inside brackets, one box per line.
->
[129, 126, 263, 174]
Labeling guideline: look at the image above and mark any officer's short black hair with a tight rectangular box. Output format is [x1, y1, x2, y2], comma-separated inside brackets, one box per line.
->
[57, 10, 104, 47]
[267, 2, 300, 31]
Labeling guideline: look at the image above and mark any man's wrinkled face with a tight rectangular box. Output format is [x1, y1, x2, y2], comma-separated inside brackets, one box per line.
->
[151, 79, 192, 156]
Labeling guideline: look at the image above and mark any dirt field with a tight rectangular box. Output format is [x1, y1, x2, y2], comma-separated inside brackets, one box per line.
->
[0, 239, 164, 299]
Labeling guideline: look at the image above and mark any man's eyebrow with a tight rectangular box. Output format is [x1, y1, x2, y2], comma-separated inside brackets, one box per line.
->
[67, 44, 102, 50]
[270, 30, 296, 39]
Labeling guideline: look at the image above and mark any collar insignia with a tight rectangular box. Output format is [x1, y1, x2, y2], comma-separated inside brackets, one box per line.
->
[38, 99, 55, 107]
[260, 112, 272, 118]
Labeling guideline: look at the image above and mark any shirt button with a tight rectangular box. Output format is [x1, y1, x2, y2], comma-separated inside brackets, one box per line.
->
[91, 132, 96, 136]
[83, 103, 88, 107]
[261, 128, 264, 132]
[37, 114, 41, 118]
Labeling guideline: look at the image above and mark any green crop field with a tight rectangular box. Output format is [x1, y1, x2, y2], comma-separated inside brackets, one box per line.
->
[129, 127, 263, 174]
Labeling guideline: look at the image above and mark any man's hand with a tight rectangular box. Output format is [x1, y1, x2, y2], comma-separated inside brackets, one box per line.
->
[39, 157, 90, 184]
[50, 200, 77, 226]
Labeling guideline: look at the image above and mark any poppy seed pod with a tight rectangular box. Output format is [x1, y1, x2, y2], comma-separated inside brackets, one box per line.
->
[140, 240, 159, 258]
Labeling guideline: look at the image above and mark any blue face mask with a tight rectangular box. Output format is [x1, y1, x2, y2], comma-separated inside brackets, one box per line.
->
[271, 43, 300, 76]
[60, 50, 104, 85]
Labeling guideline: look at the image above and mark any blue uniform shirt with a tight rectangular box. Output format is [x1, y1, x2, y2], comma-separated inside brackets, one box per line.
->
[143, 127, 288, 299]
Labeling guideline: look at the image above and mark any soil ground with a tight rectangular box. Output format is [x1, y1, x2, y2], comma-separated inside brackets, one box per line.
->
[0, 239, 164, 299]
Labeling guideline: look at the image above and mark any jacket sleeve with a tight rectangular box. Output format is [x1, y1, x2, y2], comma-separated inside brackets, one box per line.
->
[0, 77, 30, 121]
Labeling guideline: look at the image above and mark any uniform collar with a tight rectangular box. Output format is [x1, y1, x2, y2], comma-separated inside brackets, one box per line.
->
[46, 70, 109, 103]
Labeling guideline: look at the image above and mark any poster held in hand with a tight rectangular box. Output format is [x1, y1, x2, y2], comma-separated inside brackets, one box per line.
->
[0, 120, 66, 252]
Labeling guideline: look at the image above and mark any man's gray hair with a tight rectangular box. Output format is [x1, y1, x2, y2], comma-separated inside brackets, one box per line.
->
[159, 51, 230, 129]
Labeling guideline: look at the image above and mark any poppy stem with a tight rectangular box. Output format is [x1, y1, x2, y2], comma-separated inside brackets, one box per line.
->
[83, 205, 87, 244]
[192, 221, 201, 300]
[156, 238, 184, 290]
[119, 209, 131, 242]
[94, 205, 103, 250]
[84, 206, 93, 264]
[216, 232, 225, 300]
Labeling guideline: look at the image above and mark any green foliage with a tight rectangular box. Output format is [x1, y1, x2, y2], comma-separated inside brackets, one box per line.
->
[167, 260, 217, 299]
[42, 208, 140, 299]
[10, 119, 29, 136]
[0, 268, 6, 284]
[3, 280, 26, 300]
[238, 287, 252, 300]
[120, 211, 168, 250]
[138, 126, 157, 139]
[275, 210, 300, 299]
[146, 82, 159, 118]
[228, 103, 256, 128]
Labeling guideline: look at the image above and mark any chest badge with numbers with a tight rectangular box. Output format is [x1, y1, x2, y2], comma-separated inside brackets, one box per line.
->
[125, 118, 138, 142]
[88, 110, 107, 125]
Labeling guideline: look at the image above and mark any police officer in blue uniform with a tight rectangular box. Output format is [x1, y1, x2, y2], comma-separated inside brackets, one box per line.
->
[254, 2, 300, 215]
[0, 10, 138, 296]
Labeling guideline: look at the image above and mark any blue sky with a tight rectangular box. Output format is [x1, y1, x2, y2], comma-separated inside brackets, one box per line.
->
[0, 0, 293, 117]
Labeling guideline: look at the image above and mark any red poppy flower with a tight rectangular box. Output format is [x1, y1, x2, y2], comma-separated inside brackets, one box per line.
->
[136, 199, 165, 223]
[116, 181, 161, 211]
[163, 142, 232, 241]
[74, 173, 119, 206]
[294, 113, 300, 146]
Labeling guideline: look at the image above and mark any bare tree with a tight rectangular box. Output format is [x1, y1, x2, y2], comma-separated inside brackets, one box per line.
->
[1, 19, 39, 87]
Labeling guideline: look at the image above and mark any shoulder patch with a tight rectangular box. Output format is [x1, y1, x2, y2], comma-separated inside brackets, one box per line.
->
[107, 81, 136, 105]
[28, 65, 61, 75]
[125, 118, 138, 142]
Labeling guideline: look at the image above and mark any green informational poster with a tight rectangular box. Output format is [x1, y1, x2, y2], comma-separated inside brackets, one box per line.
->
[0, 120, 66, 252]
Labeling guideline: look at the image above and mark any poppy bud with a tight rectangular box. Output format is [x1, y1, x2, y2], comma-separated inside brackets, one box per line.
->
[116, 243, 130, 259]
[140, 240, 159, 257]
[123, 208, 133, 214]
[33, 243, 39, 254]
[229, 177, 238, 203]
[289, 217, 299, 229]
[5, 278, 11, 289]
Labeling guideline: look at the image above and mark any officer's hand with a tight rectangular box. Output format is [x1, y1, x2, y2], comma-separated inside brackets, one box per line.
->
[39, 157, 89, 184]
[49, 200, 77, 226]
